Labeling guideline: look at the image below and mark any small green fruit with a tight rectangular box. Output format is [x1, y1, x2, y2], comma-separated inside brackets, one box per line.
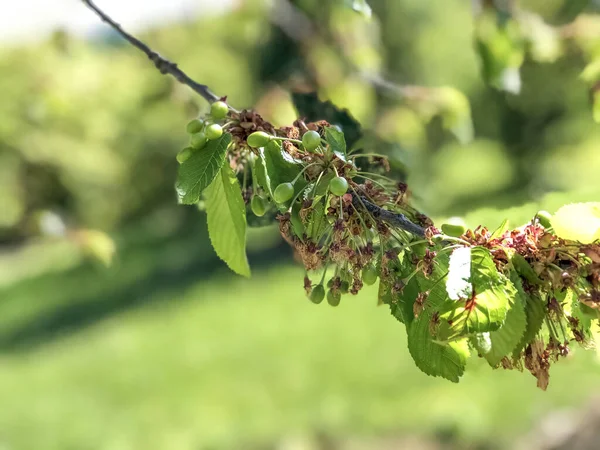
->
[210, 101, 229, 120]
[340, 281, 350, 294]
[302, 130, 321, 152]
[329, 177, 349, 196]
[191, 132, 207, 149]
[274, 182, 294, 203]
[535, 210, 553, 229]
[327, 289, 341, 307]
[247, 131, 271, 148]
[327, 278, 334, 289]
[176, 147, 193, 164]
[362, 266, 378, 286]
[206, 124, 223, 140]
[441, 223, 466, 237]
[309, 285, 325, 304]
[186, 119, 204, 134]
[251, 196, 267, 217]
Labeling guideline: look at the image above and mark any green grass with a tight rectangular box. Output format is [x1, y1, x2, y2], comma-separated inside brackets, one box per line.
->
[1, 197, 600, 450]
[0, 260, 599, 449]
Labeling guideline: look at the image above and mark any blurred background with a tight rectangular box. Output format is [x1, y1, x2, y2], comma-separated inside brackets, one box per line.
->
[1, 0, 600, 448]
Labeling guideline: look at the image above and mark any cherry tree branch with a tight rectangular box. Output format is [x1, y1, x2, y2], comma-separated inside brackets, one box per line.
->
[352, 194, 426, 237]
[81, 0, 221, 104]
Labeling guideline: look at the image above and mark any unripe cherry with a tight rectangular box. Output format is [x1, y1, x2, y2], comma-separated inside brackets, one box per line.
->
[302, 130, 321, 152]
[206, 124, 223, 140]
[210, 101, 229, 120]
[535, 210, 553, 229]
[251, 196, 267, 217]
[362, 265, 378, 286]
[309, 285, 325, 304]
[274, 182, 294, 203]
[327, 289, 341, 307]
[247, 131, 271, 148]
[176, 147, 193, 164]
[191, 132, 207, 149]
[329, 177, 349, 196]
[186, 119, 204, 134]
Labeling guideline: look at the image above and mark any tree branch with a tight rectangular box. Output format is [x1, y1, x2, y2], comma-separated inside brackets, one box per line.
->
[351, 194, 426, 238]
[81, 0, 221, 105]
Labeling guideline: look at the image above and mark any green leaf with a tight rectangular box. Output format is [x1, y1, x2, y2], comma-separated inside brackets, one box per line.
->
[176, 133, 232, 205]
[407, 270, 469, 382]
[551, 202, 600, 244]
[315, 172, 335, 196]
[252, 148, 271, 197]
[306, 197, 327, 241]
[290, 201, 305, 240]
[387, 276, 420, 326]
[408, 322, 470, 383]
[204, 165, 251, 277]
[511, 252, 541, 285]
[343, 0, 372, 18]
[512, 278, 545, 357]
[291, 92, 362, 148]
[477, 270, 527, 366]
[263, 140, 303, 193]
[324, 126, 347, 156]
[446, 247, 473, 301]
[490, 218, 510, 239]
[436, 247, 512, 341]
[405, 252, 470, 382]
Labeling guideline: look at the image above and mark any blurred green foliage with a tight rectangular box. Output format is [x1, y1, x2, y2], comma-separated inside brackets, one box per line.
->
[1, 0, 600, 447]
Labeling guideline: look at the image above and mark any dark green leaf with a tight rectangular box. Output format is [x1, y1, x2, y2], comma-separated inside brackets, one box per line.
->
[477, 270, 527, 366]
[292, 92, 362, 148]
[512, 277, 545, 357]
[404, 252, 469, 382]
[408, 259, 469, 382]
[490, 218, 510, 239]
[252, 148, 271, 197]
[176, 133, 231, 204]
[205, 165, 250, 277]
[324, 126, 347, 156]
[511, 253, 542, 285]
[263, 140, 302, 192]
[306, 197, 327, 241]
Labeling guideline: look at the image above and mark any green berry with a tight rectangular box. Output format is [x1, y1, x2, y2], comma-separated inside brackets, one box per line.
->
[302, 130, 321, 152]
[251, 196, 267, 217]
[176, 147, 193, 164]
[340, 281, 350, 294]
[273, 182, 294, 203]
[535, 210, 553, 229]
[210, 101, 229, 120]
[362, 265, 378, 286]
[186, 119, 204, 134]
[329, 177, 349, 196]
[441, 223, 466, 238]
[206, 124, 223, 140]
[247, 131, 271, 148]
[309, 285, 325, 304]
[327, 289, 341, 307]
[191, 132, 207, 149]
[327, 278, 334, 289]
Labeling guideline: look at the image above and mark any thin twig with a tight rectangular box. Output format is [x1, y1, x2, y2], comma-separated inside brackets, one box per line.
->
[81, 0, 221, 105]
[351, 193, 425, 238]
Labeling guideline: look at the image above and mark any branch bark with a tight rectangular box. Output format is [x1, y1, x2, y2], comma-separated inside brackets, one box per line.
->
[81, 0, 221, 105]
[352, 194, 426, 237]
